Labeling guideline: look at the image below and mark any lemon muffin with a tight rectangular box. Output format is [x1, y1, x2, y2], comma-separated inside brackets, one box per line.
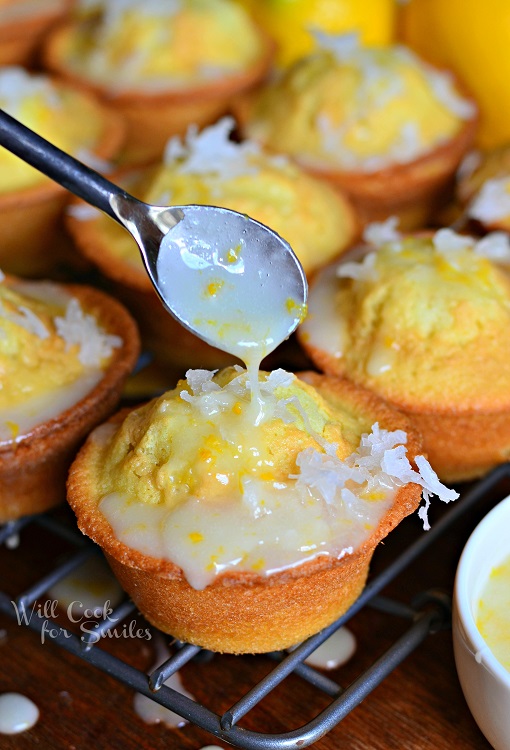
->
[457, 145, 510, 233]
[0, 0, 71, 66]
[43, 0, 273, 166]
[66, 117, 357, 370]
[235, 32, 478, 229]
[0, 271, 140, 522]
[0, 66, 123, 276]
[67, 366, 456, 653]
[299, 223, 510, 482]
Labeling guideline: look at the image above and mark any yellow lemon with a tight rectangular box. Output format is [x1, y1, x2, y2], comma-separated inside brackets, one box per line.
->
[237, 0, 395, 68]
[400, 0, 510, 149]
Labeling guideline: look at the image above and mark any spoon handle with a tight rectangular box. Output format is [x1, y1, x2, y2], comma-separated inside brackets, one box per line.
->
[0, 108, 129, 220]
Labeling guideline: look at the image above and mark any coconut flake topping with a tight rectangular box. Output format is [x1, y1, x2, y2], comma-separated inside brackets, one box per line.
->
[337, 226, 510, 283]
[0, 67, 59, 118]
[54, 298, 122, 366]
[363, 216, 401, 246]
[179, 369, 458, 529]
[423, 65, 476, 120]
[163, 117, 262, 180]
[433, 227, 510, 264]
[313, 30, 360, 62]
[337, 251, 378, 283]
[294, 423, 458, 528]
[180, 367, 295, 415]
[310, 33, 475, 171]
[0, 300, 49, 340]
[468, 177, 510, 223]
[312, 33, 475, 124]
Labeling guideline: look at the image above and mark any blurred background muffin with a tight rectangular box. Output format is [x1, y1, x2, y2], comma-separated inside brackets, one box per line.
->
[235, 32, 478, 230]
[0, 270, 140, 521]
[0, 65, 124, 277]
[0, 0, 71, 66]
[66, 117, 358, 373]
[42, 0, 274, 166]
[299, 223, 510, 482]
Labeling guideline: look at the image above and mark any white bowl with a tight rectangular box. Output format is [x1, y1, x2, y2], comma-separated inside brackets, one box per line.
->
[453, 493, 510, 750]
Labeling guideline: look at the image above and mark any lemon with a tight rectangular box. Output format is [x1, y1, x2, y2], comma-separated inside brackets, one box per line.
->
[400, 0, 510, 149]
[237, 0, 395, 68]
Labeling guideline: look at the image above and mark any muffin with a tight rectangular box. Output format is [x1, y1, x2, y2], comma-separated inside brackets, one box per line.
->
[0, 66, 124, 277]
[0, 0, 71, 66]
[67, 365, 456, 653]
[235, 32, 478, 229]
[457, 145, 510, 233]
[0, 271, 140, 522]
[66, 117, 358, 371]
[43, 0, 273, 166]
[299, 223, 510, 482]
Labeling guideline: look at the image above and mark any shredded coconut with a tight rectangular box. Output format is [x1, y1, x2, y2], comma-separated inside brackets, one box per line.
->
[468, 177, 510, 223]
[163, 117, 261, 180]
[66, 203, 101, 221]
[309, 33, 474, 171]
[315, 114, 344, 156]
[260, 368, 295, 392]
[0, 300, 49, 339]
[312, 30, 360, 62]
[0, 66, 59, 118]
[433, 228, 475, 254]
[337, 251, 378, 282]
[474, 232, 510, 263]
[363, 216, 401, 246]
[424, 66, 476, 120]
[430, 227, 510, 265]
[54, 298, 122, 366]
[293, 423, 458, 527]
[179, 368, 235, 416]
[339, 227, 510, 287]
[180, 368, 297, 419]
[390, 121, 422, 164]
[184, 369, 220, 395]
[176, 371, 458, 533]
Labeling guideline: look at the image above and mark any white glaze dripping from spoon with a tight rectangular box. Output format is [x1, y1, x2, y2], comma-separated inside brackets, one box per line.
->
[0, 109, 307, 385]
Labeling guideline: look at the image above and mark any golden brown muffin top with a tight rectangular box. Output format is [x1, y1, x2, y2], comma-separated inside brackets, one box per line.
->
[77, 366, 455, 589]
[68, 117, 357, 276]
[52, 0, 267, 92]
[243, 33, 476, 172]
[301, 223, 510, 411]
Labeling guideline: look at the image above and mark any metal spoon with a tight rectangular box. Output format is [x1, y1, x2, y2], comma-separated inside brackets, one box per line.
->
[0, 109, 307, 361]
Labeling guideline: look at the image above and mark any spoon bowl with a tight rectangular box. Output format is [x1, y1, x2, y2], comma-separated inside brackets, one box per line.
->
[0, 109, 307, 360]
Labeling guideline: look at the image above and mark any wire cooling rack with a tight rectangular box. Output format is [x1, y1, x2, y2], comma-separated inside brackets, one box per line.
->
[1, 465, 509, 749]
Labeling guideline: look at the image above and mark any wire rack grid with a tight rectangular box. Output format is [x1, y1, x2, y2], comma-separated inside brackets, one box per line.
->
[1, 464, 508, 749]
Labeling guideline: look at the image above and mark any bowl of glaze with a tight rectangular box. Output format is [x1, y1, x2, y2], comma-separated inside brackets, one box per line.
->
[453, 493, 510, 750]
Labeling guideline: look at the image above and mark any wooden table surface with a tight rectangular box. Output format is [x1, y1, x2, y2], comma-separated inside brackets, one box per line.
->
[0, 464, 505, 750]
